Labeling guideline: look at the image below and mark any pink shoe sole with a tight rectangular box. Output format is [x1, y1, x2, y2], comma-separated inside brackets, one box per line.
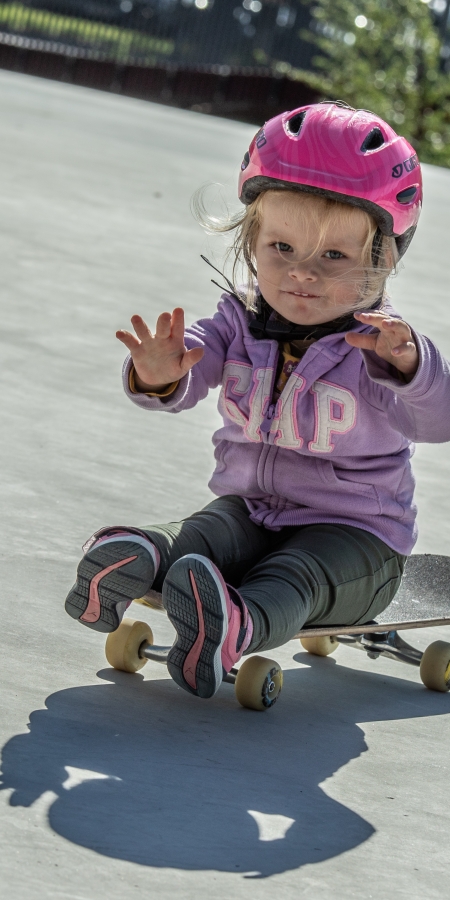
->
[163, 555, 228, 699]
[65, 535, 159, 633]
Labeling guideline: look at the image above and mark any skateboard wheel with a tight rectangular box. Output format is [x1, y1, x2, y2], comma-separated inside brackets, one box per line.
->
[419, 640, 450, 692]
[134, 589, 164, 611]
[300, 635, 339, 657]
[105, 618, 154, 673]
[234, 656, 283, 711]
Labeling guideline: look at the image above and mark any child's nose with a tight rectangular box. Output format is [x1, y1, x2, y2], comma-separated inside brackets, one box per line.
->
[289, 260, 318, 281]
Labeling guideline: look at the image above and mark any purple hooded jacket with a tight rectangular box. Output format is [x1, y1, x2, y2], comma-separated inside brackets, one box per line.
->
[123, 293, 450, 555]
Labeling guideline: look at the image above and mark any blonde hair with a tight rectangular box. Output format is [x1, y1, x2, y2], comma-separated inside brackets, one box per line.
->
[194, 187, 397, 314]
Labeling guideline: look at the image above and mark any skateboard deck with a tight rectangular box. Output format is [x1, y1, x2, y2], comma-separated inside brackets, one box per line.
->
[296, 554, 450, 638]
[138, 553, 450, 638]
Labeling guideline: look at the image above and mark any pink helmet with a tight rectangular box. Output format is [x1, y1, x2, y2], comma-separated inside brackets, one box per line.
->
[238, 101, 422, 258]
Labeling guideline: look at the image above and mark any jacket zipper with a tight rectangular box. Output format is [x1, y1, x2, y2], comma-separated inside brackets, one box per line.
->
[259, 342, 280, 436]
[260, 403, 276, 433]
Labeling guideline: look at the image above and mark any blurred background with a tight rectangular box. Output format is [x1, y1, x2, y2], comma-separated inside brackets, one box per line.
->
[0, 0, 448, 163]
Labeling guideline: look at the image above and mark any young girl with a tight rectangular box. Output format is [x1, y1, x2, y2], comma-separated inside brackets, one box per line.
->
[65, 101, 450, 700]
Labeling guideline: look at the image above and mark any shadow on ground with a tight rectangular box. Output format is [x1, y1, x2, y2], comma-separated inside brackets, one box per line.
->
[1, 654, 449, 877]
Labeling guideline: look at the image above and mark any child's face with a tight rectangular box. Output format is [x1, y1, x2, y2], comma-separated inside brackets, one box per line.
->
[254, 192, 371, 325]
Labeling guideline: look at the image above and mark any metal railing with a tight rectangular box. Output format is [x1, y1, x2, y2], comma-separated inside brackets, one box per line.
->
[0, 0, 314, 71]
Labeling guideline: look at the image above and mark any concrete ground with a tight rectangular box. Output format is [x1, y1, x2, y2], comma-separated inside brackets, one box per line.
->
[1, 70, 450, 900]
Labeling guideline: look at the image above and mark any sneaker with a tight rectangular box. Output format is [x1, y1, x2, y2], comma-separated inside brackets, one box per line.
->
[163, 554, 253, 699]
[65, 529, 160, 633]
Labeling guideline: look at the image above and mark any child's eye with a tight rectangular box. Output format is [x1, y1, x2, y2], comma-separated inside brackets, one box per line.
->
[324, 250, 345, 259]
[274, 241, 293, 253]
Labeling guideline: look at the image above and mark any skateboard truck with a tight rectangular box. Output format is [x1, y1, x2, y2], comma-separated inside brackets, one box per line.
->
[138, 639, 240, 684]
[105, 618, 282, 710]
[337, 630, 423, 665]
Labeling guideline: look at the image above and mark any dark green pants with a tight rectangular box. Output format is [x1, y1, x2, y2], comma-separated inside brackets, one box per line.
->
[142, 495, 406, 654]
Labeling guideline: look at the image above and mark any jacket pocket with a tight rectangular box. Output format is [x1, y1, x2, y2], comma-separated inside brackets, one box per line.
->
[316, 459, 381, 515]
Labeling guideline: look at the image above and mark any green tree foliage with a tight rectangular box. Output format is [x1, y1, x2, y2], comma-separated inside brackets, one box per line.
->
[294, 0, 450, 167]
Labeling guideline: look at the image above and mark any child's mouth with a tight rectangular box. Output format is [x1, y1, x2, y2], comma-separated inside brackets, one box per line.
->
[285, 290, 320, 299]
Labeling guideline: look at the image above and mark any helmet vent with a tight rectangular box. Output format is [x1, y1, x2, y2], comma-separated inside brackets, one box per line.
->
[361, 128, 385, 152]
[396, 186, 418, 204]
[241, 151, 250, 171]
[287, 112, 306, 136]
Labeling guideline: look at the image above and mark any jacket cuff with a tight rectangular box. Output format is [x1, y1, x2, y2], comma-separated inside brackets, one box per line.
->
[122, 355, 190, 409]
[128, 364, 179, 397]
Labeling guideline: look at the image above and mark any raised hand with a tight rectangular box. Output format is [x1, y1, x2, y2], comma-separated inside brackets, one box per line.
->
[345, 311, 419, 380]
[116, 308, 204, 391]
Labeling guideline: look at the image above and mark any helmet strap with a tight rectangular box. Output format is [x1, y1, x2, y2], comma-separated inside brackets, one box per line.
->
[249, 294, 382, 342]
[371, 228, 385, 268]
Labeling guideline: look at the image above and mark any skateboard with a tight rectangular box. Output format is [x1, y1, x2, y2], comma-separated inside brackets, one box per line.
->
[104, 553, 450, 711]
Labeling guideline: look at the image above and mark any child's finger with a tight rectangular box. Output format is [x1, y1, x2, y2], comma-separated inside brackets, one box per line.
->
[154, 312, 173, 340]
[354, 310, 394, 319]
[131, 314, 154, 341]
[354, 311, 386, 325]
[170, 307, 186, 343]
[355, 311, 411, 339]
[391, 341, 417, 357]
[355, 311, 404, 333]
[181, 346, 204, 373]
[379, 318, 409, 331]
[345, 332, 378, 351]
[379, 320, 414, 351]
[116, 329, 141, 351]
